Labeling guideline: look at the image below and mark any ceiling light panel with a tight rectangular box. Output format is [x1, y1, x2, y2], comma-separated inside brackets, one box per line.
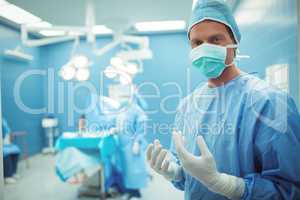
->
[28, 21, 52, 28]
[0, 3, 42, 24]
[135, 20, 186, 32]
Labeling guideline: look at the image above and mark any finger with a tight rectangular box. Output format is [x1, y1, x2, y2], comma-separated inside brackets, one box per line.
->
[161, 159, 170, 172]
[154, 139, 160, 147]
[182, 136, 187, 147]
[196, 135, 211, 157]
[154, 150, 168, 170]
[147, 139, 160, 161]
[146, 144, 154, 161]
[172, 132, 191, 161]
[152, 139, 161, 155]
[153, 139, 162, 154]
[150, 144, 163, 166]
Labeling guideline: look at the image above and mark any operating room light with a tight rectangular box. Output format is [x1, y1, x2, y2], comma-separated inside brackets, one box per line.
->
[119, 74, 132, 85]
[135, 20, 186, 32]
[60, 65, 76, 81]
[126, 63, 138, 75]
[0, 2, 42, 24]
[110, 57, 124, 67]
[104, 67, 118, 79]
[59, 55, 91, 81]
[72, 55, 89, 68]
[114, 63, 127, 71]
[76, 68, 90, 81]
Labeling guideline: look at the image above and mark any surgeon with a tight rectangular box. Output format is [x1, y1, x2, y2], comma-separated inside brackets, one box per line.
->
[146, 0, 300, 199]
[115, 92, 149, 200]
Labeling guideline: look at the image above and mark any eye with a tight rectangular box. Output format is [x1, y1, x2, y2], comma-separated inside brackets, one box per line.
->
[191, 40, 203, 48]
[208, 35, 224, 45]
[213, 37, 220, 43]
[196, 41, 203, 46]
[211, 37, 220, 44]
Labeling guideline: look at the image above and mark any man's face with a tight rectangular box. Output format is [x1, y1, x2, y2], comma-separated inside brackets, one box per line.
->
[189, 20, 236, 65]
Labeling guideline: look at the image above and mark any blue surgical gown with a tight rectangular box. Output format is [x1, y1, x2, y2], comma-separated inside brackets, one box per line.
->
[2, 118, 21, 156]
[85, 94, 118, 131]
[170, 73, 300, 200]
[116, 104, 149, 189]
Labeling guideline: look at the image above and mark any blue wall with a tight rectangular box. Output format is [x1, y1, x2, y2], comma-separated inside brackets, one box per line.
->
[237, 0, 299, 106]
[0, 24, 45, 155]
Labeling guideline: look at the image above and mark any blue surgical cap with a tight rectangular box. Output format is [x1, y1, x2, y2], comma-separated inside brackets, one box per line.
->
[188, 0, 241, 44]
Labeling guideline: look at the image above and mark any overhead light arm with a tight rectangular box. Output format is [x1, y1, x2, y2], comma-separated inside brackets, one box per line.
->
[94, 34, 151, 59]
[117, 49, 152, 61]
[21, 25, 77, 47]
[120, 35, 149, 49]
[85, 0, 96, 43]
[94, 39, 121, 57]
[4, 46, 33, 61]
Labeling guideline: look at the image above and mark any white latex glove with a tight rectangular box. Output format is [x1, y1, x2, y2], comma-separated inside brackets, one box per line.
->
[132, 141, 140, 155]
[173, 131, 245, 200]
[146, 139, 182, 181]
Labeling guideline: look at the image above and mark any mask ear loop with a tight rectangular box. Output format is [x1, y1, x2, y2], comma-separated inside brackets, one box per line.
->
[225, 44, 239, 67]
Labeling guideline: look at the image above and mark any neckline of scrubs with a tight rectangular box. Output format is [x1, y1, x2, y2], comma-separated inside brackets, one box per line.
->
[202, 72, 246, 92]
[190, 72, 247, 120]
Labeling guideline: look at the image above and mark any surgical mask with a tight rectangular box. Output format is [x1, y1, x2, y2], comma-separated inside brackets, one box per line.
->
[190, 43, 238, 79]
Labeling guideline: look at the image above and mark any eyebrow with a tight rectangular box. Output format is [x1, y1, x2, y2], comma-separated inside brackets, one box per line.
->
[190, 33, 226, 43]
[190, 38, 202, 43]
[208, 33, 226, 40]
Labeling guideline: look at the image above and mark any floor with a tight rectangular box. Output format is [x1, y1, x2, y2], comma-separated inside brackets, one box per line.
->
[3, 154, 184, 200]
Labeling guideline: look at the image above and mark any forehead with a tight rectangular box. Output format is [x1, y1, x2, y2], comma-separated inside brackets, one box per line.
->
[189, 20, 230, 40]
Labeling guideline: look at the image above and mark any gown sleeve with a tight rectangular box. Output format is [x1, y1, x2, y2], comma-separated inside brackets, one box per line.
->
[241, 92, 300, 200]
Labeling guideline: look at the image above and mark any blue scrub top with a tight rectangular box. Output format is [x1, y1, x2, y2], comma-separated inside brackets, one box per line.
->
[116, 104, 149, 189]
[171, 73, 300, 200]
[2, 118, 21, 156]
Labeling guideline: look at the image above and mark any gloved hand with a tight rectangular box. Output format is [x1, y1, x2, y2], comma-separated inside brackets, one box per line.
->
[146, 139, 182, 181]
[132, 141, 140, 155]
[172, 131, 245, 200]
